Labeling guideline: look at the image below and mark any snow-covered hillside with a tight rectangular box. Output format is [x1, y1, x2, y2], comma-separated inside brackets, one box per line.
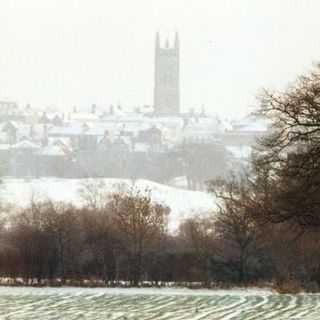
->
[0, 178, 215, 230]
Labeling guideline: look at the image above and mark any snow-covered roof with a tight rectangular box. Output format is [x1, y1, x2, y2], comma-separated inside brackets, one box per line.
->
[69, 112, 100, 121]
[49, 125, 84, 136]
[48, 137, 72, 146]
[36, 145, 66, 157]
[231, 115, 270, 132]
[0, 144, 10, 151]
[134, 143, 150, 153]
[2, 121, 25, 131]
[226, 146, 252, 159]
[84, 127, 106, 136]
[11, 140, 40, 150]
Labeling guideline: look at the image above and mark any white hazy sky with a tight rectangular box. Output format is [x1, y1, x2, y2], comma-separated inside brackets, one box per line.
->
[0, 0, 320, 117]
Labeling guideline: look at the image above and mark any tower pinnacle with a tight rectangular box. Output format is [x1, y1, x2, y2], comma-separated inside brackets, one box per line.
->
[155, 31, 160, 49]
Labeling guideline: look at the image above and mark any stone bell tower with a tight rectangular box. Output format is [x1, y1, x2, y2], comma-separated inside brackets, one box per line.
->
[153, 32, 180, 116]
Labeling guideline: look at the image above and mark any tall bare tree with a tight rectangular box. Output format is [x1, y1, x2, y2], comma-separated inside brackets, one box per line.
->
[254, 65, 320, 228]
[110, 187, 170, 285]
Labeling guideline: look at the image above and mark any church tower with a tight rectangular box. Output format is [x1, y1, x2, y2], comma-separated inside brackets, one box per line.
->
[154, 32, 180, 116]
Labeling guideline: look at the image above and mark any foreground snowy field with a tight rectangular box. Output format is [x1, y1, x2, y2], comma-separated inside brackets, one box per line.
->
[0, 287, 319, 319]
[0, 178, 215, 229]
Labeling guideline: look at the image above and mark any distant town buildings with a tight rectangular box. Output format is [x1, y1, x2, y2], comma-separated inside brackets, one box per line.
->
[0, 33, 269, 188]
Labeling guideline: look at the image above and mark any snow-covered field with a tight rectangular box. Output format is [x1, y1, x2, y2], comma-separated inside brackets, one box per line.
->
[0, 286, 319, 319]
[0, 178, 215, 230]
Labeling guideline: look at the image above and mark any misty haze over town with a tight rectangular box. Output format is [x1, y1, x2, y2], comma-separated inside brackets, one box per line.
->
[1, 1, 320, 319]
[0, 1, 275, 187]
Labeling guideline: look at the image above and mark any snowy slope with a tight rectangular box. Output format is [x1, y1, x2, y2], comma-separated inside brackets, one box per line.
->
[0, 178, 215, 230]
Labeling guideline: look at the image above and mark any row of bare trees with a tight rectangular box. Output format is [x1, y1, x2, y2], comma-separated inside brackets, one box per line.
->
[0, 183, 278, 287]
[0, 187, 174, 286]
[0, 185, 229, 286]
[0, 173, 318, 289]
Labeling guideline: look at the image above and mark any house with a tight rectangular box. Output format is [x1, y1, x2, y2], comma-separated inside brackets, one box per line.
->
[9, 140, 40, 177]
[135, 126, 163, 152]
[35, 144, 70, 177]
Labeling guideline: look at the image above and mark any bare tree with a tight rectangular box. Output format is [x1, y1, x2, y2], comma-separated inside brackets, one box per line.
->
[208, 177, 267, 284]
[254, 65, 320, 228]
[110, 187, 170, 285]
[178, 214, 215, 285]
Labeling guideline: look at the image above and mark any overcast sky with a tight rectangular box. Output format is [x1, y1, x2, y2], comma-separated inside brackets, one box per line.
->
[0, 0, 320, 117]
